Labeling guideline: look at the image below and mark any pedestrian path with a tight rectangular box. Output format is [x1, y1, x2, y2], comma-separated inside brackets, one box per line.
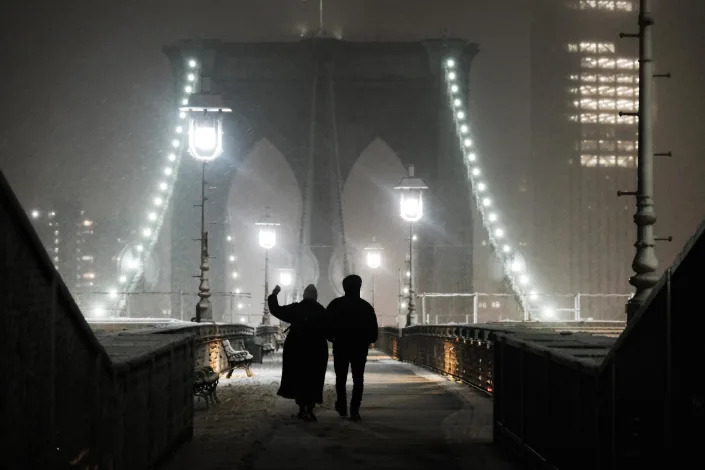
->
[160, 351, 519, 470]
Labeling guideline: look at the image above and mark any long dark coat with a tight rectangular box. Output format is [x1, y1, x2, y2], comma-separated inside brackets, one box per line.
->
[267, 295, 328, 404]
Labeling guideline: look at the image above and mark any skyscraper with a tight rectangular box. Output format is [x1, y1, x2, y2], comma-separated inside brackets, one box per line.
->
[530, 0, 638, 317]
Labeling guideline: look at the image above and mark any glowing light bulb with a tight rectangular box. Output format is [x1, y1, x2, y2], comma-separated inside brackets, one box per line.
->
[142, 228, 152, 237]
[482, 197, 492, 207]
[450, 84, 459, 94]
[154, 197, 163, 206]
[457, 110, 465, 120]
[176, 126, 183, 134]
[448, 71, 457, 80]
[159, 182, 168, 191]
[136, 244, 144, 252]
[488, 213, 498, 222]
[503, 244, 511, 253]
[519, 274, 529, 285]
[460, 124, 468, 134]
[31, 210, 40, 218]
[187, 73, 195, 81]
[495, 228, 505, 238]
[188, 59, 197, 68]
[148, 212, 157, 221]
[168, 153, 176, 162]
[179, 111, 186, 119]
[232, 272, 239, 279]
[182, 98, 188, 105]
[472, 167, 480, 176]
[164, 167, 173, 176]
[477, 182, 486, 192]
[453, 98, 462, 107]
[229, 255, 235, 262]
[119, 275, 127, 284]
[463, 138, 473, 148]
[235, 288, 241, 294]
[171, 139, 180, 148]
[446, 58, 455, 68]
[184, 85, 192, 93]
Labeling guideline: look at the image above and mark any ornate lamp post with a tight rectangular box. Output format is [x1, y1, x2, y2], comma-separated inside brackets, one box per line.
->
[278, 268, 295, 304]
[256, 208, 279, 325]
[364, 238, 383, 307]
[395, 164, 428, 327]
[180, 78, 231, 322]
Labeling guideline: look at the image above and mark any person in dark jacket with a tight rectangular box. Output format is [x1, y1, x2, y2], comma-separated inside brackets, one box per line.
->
[268, 283, 328, 422]
[326, 274, 378, 421]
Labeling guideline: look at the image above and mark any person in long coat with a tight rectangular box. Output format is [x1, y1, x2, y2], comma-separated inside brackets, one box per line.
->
[267, 283, 329, 421]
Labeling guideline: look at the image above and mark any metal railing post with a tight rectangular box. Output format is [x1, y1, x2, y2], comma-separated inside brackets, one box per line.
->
[574, 293, 582, 321]
[473, 293, 479, 324]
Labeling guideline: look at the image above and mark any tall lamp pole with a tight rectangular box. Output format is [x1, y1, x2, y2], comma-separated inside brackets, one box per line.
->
[395, 165, 428, 327]
[365, 237, 383, 307]
[620, 0, 669, 321]
[181, 71, 231, 322]
[256, 208, 279, 325]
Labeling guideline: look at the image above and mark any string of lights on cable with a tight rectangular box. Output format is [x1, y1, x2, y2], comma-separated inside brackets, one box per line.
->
[443, 57, 546, 318]
[109, 58, 201, 313]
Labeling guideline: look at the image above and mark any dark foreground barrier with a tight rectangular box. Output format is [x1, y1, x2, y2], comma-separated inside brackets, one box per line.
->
[378, 218, 705, 469]
[0, 173, 193, 469]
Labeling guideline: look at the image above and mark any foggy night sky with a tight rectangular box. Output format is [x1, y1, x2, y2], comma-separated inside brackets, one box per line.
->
[1, 1, 705, 311]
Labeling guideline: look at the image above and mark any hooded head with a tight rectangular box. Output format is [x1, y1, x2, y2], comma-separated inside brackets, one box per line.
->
[342, 274, 362, 297]
[303, 284, 318, 301]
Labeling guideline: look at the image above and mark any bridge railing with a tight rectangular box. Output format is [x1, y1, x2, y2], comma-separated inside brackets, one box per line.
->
[73, 291, 273, 324]
[419, 292, 631, 324]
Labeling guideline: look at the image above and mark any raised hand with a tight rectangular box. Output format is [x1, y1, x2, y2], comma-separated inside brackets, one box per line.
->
[272, 285, 281, 296]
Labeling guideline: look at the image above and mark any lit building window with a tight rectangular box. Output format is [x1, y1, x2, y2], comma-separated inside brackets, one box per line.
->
[578, 0, 633, 11]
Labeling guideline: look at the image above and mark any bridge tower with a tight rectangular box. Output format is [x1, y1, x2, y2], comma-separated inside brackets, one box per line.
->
[165, 38, 478, 319]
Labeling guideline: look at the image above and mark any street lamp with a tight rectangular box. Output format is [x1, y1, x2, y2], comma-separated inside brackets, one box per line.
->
[395, 164, 428, 327]
[278, 268, 295, 304]
[256, 208, 280, 325]
[180, 75, 232, 322]
[364, 237, 383, 307]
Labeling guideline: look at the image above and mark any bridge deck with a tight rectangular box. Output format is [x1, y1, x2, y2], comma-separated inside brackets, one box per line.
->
[161, 350, 519, 470]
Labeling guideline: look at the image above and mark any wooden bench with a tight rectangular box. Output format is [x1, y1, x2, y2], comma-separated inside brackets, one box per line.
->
[193, 366, 219, 406]
[222, 339, 254, 378]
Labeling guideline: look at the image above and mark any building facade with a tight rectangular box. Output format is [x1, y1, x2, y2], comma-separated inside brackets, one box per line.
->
[529, 0, 638, 317]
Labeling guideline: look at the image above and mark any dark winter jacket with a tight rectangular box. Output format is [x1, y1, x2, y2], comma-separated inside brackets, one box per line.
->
[326, 286, 378, 349]
[267, 295, 328, 404]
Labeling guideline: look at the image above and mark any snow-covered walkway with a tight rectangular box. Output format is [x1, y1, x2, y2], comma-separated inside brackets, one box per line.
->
[160, 350, 518, 470]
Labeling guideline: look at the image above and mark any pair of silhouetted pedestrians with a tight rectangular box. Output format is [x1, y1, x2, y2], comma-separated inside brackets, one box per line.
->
[267, 274, 378, 422]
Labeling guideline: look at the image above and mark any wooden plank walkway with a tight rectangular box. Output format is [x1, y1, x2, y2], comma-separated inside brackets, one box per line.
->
[160, 351, 519, 470]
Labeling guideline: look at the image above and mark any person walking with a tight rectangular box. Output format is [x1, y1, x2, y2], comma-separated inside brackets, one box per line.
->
[326, 274, 378, 421]
[268, 283, 328, 421]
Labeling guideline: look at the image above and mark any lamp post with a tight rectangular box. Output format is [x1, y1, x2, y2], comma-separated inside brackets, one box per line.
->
[278, 268, 295, 304]
[364, 238, 383, 307]
[180, 76, 231, 322]
[395, 164, 428, 327]
[256, 208, 279, 325]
